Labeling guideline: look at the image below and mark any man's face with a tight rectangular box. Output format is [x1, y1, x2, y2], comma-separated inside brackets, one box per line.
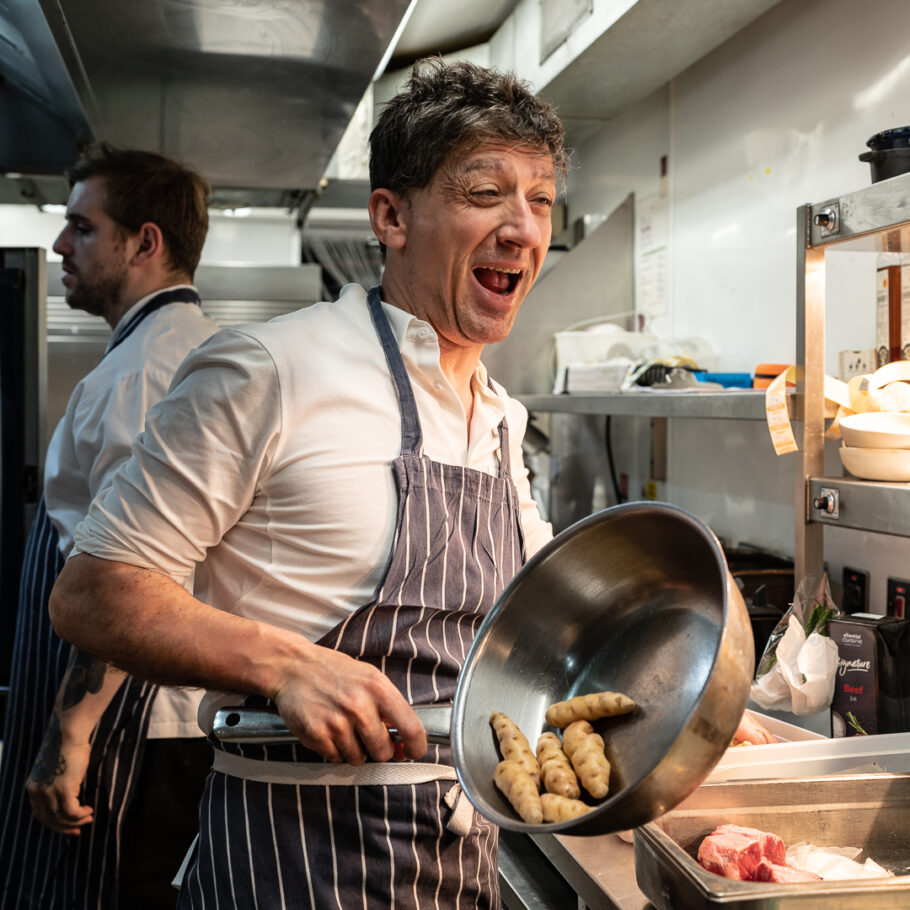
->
[394, 142, 557, 353]
[52, 176, 131, 318]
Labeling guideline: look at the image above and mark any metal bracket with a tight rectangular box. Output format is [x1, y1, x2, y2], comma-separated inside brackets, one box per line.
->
[811, 486, 839, 520]
[813, 204, 840, 238]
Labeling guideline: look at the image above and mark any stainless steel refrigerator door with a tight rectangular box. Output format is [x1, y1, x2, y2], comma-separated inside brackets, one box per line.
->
[0, 247, 47, 724]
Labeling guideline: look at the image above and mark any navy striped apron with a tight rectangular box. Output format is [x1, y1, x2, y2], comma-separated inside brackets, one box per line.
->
[0, 288, 201, 910]
[178, 286, 526, 909]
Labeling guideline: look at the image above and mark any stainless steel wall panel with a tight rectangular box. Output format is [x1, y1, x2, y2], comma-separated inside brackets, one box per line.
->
[194, 263, 321, 301]
[33, 0, 412, 194]
[2, 0, 409, 200]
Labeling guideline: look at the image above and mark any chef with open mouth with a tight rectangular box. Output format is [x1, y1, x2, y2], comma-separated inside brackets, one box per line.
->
[50, 57, 567, 908]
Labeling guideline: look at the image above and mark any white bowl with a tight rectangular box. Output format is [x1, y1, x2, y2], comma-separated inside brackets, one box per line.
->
[839, 443, 910, 481]
[839, 411, 910, 449]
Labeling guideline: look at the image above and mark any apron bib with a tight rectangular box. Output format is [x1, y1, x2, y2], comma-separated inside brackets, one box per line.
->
[0, 290, 200, 910]
[178, 287, 525, 910]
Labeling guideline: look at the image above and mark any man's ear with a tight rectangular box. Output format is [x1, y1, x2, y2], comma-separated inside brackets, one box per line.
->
[130, 222, 165, 267]
[368, 188, 408, 250]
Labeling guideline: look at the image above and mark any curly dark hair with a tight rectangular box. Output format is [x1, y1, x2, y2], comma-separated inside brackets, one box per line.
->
[66, 143, 210, 277]
[369, 57, 568, 196]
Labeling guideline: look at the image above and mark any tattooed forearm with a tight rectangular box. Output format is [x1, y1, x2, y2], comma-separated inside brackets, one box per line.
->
[62, 648, 107, 710]
[30, 713, 66, 786]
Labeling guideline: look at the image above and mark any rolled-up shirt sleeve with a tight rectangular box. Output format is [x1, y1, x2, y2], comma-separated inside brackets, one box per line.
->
[73, 328, 281, 581]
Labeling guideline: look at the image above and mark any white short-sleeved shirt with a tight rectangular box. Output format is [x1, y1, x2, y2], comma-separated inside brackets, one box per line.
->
[48, 285, 218, 738]
[73, 283, 553, 728]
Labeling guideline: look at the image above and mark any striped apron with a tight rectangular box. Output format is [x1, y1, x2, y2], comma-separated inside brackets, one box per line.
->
[0, 289, 201, 910]
[178, 286, 526, 909]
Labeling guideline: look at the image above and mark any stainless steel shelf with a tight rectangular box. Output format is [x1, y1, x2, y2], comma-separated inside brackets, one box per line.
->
[808, 476, 910, 537]
[796, 171, 910, 577]
[519, 390, 782, 420]
[809, 170, 910, 250]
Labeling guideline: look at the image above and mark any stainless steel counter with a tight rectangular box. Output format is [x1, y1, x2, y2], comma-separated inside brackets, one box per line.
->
[500, 829, 653, 910]
[498, 736, 910, 908]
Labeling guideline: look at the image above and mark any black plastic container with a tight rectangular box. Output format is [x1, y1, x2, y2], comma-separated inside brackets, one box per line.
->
[859, 126, 910, 183]
[829, 613, 910, 736]
[726, 552, 793, 668]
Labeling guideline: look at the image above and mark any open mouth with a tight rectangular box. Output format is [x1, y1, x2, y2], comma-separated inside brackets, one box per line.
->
[473, 266, 521, 296]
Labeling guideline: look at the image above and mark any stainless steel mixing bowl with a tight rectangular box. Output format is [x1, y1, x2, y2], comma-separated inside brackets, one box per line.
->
[215, 501, 754, 836]
[450, 500, 754, 835]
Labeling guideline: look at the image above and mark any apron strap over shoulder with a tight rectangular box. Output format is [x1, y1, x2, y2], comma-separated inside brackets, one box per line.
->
[366, 285, 423, 455]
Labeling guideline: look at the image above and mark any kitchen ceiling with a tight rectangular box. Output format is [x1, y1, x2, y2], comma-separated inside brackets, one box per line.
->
[0, 0, 780, 214]
[0, 0, 517, 210]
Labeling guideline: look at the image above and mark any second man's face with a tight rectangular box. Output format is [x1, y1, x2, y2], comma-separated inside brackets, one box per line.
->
[53, 176, 132, 320]
[392, 142, 557, 356]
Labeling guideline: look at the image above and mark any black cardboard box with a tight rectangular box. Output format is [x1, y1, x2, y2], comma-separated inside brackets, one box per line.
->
[829, 613, 910, 737]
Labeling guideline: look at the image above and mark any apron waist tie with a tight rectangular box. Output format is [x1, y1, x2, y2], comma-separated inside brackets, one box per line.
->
[212, 748, 456, 785]
[211, 749, 475, 836]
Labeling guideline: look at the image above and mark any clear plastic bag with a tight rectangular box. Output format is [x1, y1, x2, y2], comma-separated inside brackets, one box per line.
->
[750, 573, 841, 715]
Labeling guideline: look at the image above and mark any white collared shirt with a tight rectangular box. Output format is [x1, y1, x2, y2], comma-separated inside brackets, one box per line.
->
[73, 284, 552, 724]
[45, 285, 217, 558]
[46, 285, 218, 737]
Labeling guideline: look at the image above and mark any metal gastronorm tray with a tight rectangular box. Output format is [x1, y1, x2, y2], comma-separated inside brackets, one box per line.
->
[634, 773, 910, 909]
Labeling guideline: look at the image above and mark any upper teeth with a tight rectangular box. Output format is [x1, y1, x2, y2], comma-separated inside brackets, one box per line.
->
[489, 267, 520, 274]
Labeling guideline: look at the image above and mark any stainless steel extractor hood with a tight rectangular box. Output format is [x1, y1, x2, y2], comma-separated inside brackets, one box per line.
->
[0, 0, 412, 209]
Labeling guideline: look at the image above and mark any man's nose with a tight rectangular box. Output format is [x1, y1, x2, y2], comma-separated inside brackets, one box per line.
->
[52, 226, 70, 257]
[500, 197, 544, 249]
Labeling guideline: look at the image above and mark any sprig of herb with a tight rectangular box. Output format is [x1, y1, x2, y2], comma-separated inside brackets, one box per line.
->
[805, 602, 836, 637]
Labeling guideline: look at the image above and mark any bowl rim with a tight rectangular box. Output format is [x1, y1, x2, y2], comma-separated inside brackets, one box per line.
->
[839, 411, 910, 430]
[840, 443, 910, 457]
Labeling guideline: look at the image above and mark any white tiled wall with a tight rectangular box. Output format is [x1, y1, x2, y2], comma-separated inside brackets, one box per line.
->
[564, 0, 910, 609]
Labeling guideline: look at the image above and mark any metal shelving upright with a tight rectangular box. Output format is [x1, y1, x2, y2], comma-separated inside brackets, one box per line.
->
[795, 171, 910, 582]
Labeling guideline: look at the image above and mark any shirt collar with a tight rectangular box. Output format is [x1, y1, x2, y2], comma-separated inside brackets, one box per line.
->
[377, 297, 492, 392]
[111, 283, 198, 336]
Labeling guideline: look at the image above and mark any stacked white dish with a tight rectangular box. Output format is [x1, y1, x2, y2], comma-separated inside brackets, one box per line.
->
[838, 412, 910, 481]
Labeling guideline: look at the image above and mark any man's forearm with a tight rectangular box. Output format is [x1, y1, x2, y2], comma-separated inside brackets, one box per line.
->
[27, 647, 126, 834]
[50, 552, 429, 764]
[49, 553, 308, 699]
[30, 649, 124, 787]
[56, 647, 127, 738]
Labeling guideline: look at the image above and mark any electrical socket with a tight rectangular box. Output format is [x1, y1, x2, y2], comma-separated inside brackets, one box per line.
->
[838, 349, 876, 381]
[842, 566, 869, 614]
[887, 578, 910, 618]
